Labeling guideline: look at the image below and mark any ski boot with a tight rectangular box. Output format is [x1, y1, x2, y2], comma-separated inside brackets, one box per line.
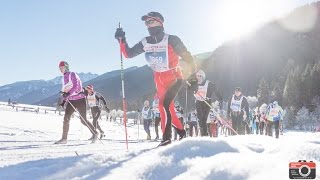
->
[178, 129, 186, 140]
[91, 134, 98, 144]
[147, 135, 151, 140]
[157, 139, 171, 147]
[88, 135, 94, 140]
[54, 138, 67, 144]
[100, 132, 105, 139]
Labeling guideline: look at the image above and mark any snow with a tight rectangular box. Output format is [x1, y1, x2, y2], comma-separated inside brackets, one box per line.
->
[0, 103, 319, 180]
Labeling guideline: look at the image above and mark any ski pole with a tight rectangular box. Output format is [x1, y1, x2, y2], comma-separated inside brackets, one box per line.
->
[118, 22, 129, 150]
[193, 91, 238, 135]
[65, 98, 104, 145]
[137, 111, 140, 141]
[185, 85, 188, 136]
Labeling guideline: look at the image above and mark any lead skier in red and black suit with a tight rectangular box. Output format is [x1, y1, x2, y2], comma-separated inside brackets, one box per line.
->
[114, 12, 197, 146]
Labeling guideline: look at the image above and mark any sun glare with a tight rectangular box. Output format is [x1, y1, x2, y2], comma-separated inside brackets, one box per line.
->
[217, 0, 292, 40]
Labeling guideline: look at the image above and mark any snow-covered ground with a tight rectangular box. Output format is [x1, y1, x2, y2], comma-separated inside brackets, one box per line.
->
[0, 104, 319, 180]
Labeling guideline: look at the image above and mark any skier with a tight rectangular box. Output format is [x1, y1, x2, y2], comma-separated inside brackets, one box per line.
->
[265, 101, 284, 138]
[173, 101, 184, 141]
[142, 100, 153, 140]
[187, 108, 199, 137]
[206, 106, 221, 138]
[259, 103, 268, 135]
[84, 85, 110, 140]
[194, 69, 223, 136]
[114, 12, 197, 146]
[55, 61, 98, 144]
[227, 87, 249, 135]
[252, 107, 261, 134]
[248, 108, 254, 134]
[152, 94, 161, 140]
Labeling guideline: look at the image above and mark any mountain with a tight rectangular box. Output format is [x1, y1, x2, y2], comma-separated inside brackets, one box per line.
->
[199, 2, 320, 105]
[0, 73, 98, 104]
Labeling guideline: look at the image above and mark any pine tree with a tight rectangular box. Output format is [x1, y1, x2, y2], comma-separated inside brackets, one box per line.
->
[283, 71, 293, 107]
[271, 82, 283, 105]
[283, 106, 296, 129]
[296, 106, 310, 130]
[310, 61, 320, 99]
[283, 66, 302, 111]
[257, 78, 269, 106]
[301, 63, 312, 107]
[310, 96, 320, 131]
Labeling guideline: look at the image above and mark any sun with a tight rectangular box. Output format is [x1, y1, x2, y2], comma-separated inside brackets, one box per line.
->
[217, 0, 290, 40]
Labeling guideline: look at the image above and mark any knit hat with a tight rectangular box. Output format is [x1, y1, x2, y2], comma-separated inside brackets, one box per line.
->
[59, 61, 69, 72]
[196, 69, 206, 79]
[235, 87, 242, 92]
[86, 84, 94, 91]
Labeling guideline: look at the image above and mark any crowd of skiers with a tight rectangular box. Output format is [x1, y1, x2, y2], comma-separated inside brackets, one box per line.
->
[137, 67, 285, 142]
[55, 11, 284, 146]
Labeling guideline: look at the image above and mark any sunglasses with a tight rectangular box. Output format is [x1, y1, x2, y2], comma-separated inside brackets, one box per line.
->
[145, 20, 157, 25]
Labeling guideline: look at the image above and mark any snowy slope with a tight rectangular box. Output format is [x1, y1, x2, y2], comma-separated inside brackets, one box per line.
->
[0, 105, 319, 180]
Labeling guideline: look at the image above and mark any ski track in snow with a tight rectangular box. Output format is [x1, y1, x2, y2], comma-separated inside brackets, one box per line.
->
[0, 106, 319, 180]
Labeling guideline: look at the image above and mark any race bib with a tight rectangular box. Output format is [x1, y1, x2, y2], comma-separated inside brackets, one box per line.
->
[145, 51, 168, 72]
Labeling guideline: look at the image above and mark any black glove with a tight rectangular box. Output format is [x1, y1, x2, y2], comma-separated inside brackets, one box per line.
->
[186, 73, 198, 93]
[60, 100, 66, 107]
[82, 87, 88, 95]
[115, 28, 126, 41]
[62, 92, 70, 98]
[105, 106, 110, 113]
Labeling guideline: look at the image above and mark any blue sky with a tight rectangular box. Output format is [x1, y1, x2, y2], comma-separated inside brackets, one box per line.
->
[0, 0, 316, 85]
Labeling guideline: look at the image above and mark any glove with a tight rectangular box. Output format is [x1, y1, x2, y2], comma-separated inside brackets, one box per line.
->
[62, 92, 70, 98]
[60, 100, 66, 107]
[186, 73, 198, 93]
[105, 106, 110, 113]
[115, 28, 126, 41]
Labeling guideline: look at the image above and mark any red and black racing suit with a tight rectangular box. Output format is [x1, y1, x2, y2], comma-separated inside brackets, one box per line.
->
[120, 31, 196, 141]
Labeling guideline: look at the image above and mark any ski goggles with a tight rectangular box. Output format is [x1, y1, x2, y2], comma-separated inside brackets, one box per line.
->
[145, 20, 157, 26]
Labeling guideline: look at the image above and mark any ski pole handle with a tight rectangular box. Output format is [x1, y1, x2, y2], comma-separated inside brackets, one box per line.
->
[118, 22, 122, 42]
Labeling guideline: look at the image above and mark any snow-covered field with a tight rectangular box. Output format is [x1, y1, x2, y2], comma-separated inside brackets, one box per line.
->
[0, 104, 319, 180]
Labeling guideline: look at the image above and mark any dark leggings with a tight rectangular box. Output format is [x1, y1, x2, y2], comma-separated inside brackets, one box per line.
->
[231, 114, 245, 135]
[255, 122, 259, 134]
[162, 79, 183, 140]
[62, 98, 97, 139]
[259, 122, 265, 135]
[196, 101, 211, 136]
[91, 106, 104, 133]
[189, 121, 198, 137]
[266, 121, 280, 138]
[154, 117, 161, 138]
[144, 119, 151, 137]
